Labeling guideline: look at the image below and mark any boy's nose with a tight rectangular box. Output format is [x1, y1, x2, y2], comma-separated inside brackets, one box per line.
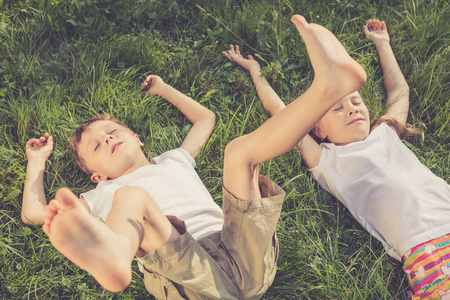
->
[105, 135, 113, 144]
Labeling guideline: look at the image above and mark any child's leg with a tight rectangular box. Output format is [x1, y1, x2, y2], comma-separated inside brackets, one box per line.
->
[220, 15, 366, 297]
[224, 15, 366, 201]
[43, 186, 179, 292]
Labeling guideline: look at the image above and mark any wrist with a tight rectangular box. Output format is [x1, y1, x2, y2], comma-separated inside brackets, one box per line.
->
[374, 40, 391, 50]
[249, 68, 263, 78]
[152, 82, 171, 97]
[27, 158, 47, 169]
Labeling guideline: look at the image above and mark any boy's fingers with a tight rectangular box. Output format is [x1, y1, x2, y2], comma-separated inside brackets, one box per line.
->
[362, 26, 371, 37]
[26, 139, 36, 147]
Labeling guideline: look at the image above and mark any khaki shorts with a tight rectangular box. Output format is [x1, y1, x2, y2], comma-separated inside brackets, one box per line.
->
[137, 175, 285, 300]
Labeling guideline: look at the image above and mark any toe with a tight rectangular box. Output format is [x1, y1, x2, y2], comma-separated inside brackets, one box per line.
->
[55, 188, 80, 209]
[291, 14, 307, 28]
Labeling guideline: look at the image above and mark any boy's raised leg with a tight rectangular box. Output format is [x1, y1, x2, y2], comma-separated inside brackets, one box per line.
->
[43, 186, 179, 292]
[224, 14, 366, 201]
[219, 14, 367, 298]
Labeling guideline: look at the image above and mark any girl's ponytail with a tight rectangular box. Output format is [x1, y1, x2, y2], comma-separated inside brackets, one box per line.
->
[372, 116, 424, 140]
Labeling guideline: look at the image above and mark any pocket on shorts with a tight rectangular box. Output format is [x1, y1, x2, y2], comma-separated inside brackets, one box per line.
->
[143, 270, 186, 300]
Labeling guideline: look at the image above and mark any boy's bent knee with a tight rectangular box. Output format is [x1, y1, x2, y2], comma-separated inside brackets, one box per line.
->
[224, 135, 254, 166]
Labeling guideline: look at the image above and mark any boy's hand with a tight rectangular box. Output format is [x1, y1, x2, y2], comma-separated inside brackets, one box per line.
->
[222, 45, 261, 74]
[363, 19, 390, 44]
[25, 133, 53, 161]
[140, 75, 165, 96]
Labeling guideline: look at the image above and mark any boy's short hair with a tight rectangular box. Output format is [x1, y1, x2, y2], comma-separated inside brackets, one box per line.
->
[70, 115, 127, 175]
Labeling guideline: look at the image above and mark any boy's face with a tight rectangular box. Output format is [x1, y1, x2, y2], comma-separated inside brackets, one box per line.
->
[77, 120, 147, 182]
[314, 91, 370, 145]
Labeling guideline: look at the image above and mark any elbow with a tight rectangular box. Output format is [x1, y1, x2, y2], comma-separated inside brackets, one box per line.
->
[21, 213, 32, 225]
[205, 110, 216, 126]
[21, 210, 43, 225]
[201, 110, 216, 133]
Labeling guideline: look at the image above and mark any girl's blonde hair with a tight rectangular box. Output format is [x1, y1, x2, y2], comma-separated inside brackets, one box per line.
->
[372, 116, 424, 140]
[309, 116, 424, 144]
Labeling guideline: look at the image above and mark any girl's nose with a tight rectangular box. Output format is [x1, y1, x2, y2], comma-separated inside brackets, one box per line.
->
[348, 107, 359, 116]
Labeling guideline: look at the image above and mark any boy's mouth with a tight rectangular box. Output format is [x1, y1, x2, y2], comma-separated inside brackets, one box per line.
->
[111, 142, 123, 154]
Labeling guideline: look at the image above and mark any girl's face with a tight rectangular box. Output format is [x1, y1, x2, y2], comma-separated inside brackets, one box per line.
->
[313, 91, 370, 145]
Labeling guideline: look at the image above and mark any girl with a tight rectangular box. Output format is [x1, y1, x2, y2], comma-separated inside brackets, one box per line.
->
[223, 19, 450, 299]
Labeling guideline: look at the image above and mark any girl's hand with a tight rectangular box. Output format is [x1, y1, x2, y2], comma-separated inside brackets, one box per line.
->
[140, 75, 165, 96]
[222, 44, 261, 74]
[25, 133, 53, 161]
[363, 19, 390, 44]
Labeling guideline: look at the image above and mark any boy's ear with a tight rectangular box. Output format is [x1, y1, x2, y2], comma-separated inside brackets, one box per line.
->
[135, 134, 144, 147]
[312, 125, 327, 140]
[91, 173, 108, 183]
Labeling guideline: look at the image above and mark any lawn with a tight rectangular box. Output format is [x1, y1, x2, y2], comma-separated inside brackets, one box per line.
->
[1, 0, 449, 299]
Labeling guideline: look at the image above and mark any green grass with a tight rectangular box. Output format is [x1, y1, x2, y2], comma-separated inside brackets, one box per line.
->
[1, 0, 449, 299]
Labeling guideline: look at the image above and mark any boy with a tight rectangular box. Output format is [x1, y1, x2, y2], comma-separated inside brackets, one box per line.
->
[23, 15, 366, 299]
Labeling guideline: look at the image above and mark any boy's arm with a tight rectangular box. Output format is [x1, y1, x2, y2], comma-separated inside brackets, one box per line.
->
[222, 45, 323, 168]
[141, 75, 216, 160]
[22, 134, 53, 225]
[364, 19, 410, 125]
[222, 45, 286, 116]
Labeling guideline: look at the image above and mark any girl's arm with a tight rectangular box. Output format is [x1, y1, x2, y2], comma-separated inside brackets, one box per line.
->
[363, 19, 410, 125]
[22, 134, 53, 225]
[222, 45, 323, 168]
[141, 75, 216, 159]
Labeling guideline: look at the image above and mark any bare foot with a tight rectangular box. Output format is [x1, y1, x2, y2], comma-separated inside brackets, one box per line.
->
[291, 15, 367, 101]
[43, 188, 132, 292]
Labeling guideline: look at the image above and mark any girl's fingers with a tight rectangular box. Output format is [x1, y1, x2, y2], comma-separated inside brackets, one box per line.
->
[222, 51, 231, 60]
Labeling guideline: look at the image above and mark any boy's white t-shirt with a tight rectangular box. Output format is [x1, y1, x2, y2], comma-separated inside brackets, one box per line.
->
[81, 148, 224, 241]
[310, 123, 450, 261]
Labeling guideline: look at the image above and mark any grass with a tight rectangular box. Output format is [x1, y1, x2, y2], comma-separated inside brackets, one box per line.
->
[1, 0, 449, 299]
